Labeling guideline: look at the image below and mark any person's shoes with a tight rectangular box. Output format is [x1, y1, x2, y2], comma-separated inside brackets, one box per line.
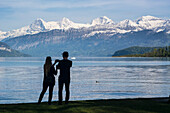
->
[65, 101, 69, 104]
[168, 100, 170, 104]
[58, 102, 62, 105]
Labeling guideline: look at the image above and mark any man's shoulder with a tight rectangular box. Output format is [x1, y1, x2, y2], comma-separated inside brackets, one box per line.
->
[66, 60, 72, 65]
[68, 59, 72, 63]
[60, 59, 72, 62]
[59, 59, 72, 64]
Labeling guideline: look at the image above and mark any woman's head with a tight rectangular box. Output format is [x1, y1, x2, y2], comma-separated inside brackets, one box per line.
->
[45, 56, 52, 65]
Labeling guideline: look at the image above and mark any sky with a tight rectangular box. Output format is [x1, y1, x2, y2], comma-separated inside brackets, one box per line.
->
[0, 0, 170, 31]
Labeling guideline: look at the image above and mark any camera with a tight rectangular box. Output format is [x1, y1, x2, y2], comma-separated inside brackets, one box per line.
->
[55, 59, 60, 62]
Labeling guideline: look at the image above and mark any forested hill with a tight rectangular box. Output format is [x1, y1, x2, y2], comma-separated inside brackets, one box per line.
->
[112, 46, 160, 56]
[0, 42, 30, 57]
[112, 46, 170, 57]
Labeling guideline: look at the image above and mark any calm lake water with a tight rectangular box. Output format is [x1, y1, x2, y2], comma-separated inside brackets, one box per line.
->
[0, 57, 170, 104]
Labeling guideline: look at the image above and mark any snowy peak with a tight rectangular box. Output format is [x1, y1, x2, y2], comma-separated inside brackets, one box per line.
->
[91, 16, 114, 25]
[135, 15, 167, 30]
[136, 15, 161, 22]
[60, 17, 75, 29]
[30, 18, 46, 31]
[44, 17, 89, 30]
[60, 17, 91, 29]
[117, 19, 138, 28]
[35, 18, 45, 23]
[61, 17, 74, 25]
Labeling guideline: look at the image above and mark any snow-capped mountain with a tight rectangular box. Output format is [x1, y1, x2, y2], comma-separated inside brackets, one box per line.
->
[0, 15, 169, 41]
[0, 17, 92, 41]
[91, 16, 114, 25]
[29, 18, 46, 31]
[0, 18, 48, 41]
[136, 15, 168, 32]
[116, 19, 139, 29]
[44, 17, 91, 30]
[136, 16, 165, 28]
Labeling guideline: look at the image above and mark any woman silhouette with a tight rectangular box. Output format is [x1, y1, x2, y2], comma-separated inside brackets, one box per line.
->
[38, 56, 59, 105]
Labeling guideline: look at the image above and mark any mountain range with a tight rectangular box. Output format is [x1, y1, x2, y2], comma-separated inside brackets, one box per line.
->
[1, 15, 170, 57]
[0, 15, 169, 41]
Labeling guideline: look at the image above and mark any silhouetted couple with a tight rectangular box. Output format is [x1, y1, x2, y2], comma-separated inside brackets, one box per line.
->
[38, 51, 72, 105]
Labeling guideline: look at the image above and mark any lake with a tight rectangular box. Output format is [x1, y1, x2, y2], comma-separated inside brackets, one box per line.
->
[0, 57, 170, 104]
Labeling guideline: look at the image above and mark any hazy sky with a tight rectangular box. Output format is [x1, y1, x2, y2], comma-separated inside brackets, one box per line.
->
[0, 0, 169, 31]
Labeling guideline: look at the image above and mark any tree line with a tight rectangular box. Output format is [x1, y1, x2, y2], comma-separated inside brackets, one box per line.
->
[124, 46, 170, 57]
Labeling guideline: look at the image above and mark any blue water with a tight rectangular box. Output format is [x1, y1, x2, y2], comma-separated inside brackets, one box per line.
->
[0, 57, 170, 104]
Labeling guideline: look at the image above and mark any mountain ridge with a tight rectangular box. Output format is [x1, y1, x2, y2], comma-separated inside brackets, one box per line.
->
[0, 15, 169, 41]
[3, 29, 170, 57]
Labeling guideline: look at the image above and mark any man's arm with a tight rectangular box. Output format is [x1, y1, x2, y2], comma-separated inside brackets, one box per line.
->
[52, 59, 59, 75]
[52, 59, 59, 67]
[56, 61, 61, 69]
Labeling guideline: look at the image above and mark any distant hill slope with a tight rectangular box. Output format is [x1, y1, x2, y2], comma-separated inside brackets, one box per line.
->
[3, 29, 170, 57]
[0, 42, 30, 57]
[112, 46, 160, 56]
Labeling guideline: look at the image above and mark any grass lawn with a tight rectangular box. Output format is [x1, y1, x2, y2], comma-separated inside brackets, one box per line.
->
[0, 98, 170, 113]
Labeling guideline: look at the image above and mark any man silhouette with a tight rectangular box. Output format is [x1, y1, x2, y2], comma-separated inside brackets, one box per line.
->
[57, 51, 72, 105]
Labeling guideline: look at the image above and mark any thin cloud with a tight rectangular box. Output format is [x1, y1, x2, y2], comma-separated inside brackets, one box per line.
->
[0, 0, 120, 9]
[1, 0, 169, 9]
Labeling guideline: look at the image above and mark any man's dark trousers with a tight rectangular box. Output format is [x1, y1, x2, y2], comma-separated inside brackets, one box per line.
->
[58, 79, 70, 103]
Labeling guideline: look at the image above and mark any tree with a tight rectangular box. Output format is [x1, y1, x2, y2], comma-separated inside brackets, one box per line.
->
[169, 46, 170, 57]
[153, 48, 157, 57]
[162, 48, 166, 57]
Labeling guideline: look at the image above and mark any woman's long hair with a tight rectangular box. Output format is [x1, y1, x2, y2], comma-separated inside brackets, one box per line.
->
[44, 56, 52, 77]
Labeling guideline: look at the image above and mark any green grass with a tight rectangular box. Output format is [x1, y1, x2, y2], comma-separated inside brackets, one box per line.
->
[0, 99, 170, 113]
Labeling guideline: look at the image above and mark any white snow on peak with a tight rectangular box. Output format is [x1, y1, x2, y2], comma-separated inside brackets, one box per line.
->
[29, 18, 46, 31]
[58, 17, 91, 29]
[1, 18, 47, 41]
[60, 17, 80, 29]
[91, 16, 114, 25]
[44, 21, 60, 30]
[42, 17, 91, 30]
[61, 17, 73, 25]
[137, 15, 160, 21]
[117, 19, 138, 28]
[136, 15, 167, 30]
